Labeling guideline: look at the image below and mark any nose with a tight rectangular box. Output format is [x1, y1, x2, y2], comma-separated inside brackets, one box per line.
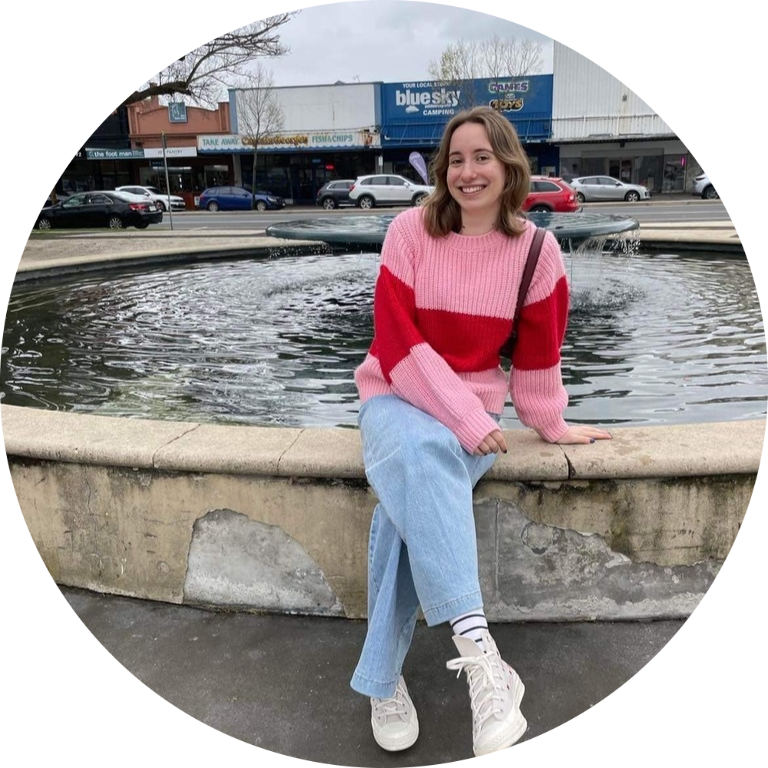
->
[460, 161, 478, 180]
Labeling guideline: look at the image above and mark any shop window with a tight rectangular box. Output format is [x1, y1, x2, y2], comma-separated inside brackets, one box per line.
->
[662, 156, 687, 193]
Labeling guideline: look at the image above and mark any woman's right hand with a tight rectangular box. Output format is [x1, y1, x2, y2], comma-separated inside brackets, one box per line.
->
[473, 429, 508, 456]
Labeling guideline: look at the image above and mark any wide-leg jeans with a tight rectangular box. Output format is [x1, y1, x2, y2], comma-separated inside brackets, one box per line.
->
[350, 394, 499, 699]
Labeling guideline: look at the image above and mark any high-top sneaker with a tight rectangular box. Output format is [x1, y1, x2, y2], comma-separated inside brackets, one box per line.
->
[370, 675, 419, 751]
[447, 630, 527, 755]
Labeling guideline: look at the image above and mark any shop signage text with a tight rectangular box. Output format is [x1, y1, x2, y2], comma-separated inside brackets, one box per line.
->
[143, 147, 198, 158]
[198, 131, 377, 152]
[86, 148, 145, 159]
[382, 76, 552, 123]
[395, 85, 462, 116]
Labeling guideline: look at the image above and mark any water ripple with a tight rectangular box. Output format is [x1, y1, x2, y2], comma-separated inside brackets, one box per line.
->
[1, 250, 766, 428]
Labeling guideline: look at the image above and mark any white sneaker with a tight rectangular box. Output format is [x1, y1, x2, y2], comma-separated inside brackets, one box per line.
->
[370, 675, 419, 751]
[446, 630, 527, 756]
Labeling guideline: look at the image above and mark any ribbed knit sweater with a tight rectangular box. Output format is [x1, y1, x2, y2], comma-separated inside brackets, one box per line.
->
[354, 206, 570, 452]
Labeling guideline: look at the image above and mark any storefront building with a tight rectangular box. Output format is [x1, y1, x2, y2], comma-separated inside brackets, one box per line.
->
[378, 76, 558, 179]
[223, 83, 382, 203]
[218, 77, 559, 200]
[551, 42, 699, 192]
[55, 107, 132, 195]
[54, 47, 698, 204]
[123, 95, 234, 209]
[66, 95, 236, 209]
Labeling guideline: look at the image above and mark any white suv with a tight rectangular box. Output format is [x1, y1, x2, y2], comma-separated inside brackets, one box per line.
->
[692, 173, 719, 200]
[349, 174, 434, 209]
[116, 185, 186, 212]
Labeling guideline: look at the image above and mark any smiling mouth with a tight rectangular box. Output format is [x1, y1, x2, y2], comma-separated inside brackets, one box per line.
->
[460, 185, 485, 194]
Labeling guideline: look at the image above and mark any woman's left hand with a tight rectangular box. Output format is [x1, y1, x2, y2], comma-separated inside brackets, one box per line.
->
[554, 425, 612, 445]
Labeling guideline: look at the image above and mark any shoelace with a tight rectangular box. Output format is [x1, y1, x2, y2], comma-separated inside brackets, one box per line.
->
[447, 653, 506, 735]
[372, 681, 410, 721]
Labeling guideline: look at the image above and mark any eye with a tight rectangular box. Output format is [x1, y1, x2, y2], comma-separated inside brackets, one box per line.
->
[449, 158, 463, 166]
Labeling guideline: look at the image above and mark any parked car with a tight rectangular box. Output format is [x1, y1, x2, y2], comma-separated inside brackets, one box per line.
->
[198, 186, 285, 212]
[116, 184, 186, 212]
[692, 173, 718, 199]
[348, 174, 434, 209]
[35, 191, 163, 230]
[316, 179, 356, 209]
[523, 176, 580, 213]
[570, 176, 651, 203]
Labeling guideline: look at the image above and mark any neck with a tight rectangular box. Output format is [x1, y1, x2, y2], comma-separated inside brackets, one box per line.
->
[460, 208, 499, 236]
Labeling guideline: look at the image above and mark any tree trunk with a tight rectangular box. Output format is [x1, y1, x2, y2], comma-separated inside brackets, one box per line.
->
[251, 148, 259, 203]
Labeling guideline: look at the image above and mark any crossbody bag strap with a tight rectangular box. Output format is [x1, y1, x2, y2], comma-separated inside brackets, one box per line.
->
[499, 226, 547, 360]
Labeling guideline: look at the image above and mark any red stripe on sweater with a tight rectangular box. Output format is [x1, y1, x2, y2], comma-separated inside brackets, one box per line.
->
[373, 266, 514, 377]
[413, 308, 510, 372]
[372, 266, 422, 383]
[513, 275, 569, 371]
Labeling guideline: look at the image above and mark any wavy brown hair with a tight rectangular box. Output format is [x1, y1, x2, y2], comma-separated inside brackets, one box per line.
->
[422, 106, 531, 238]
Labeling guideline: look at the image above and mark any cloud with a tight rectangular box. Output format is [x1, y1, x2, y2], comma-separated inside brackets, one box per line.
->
[270, 0, 553, 86]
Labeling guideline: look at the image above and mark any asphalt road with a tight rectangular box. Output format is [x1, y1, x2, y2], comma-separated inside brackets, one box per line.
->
[158, 199, 731, 232]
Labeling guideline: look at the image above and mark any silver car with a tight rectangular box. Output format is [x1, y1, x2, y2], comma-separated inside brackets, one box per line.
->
[692, 173, 719, 199]
[570, 176, 651, 203]
[116, 185, 187, 212]
[349, 174, 434, 209]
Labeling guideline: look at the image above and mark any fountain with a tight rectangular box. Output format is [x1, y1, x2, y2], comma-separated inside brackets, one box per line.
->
[265, 211, 640, 247]
[3, 210, 763, 636]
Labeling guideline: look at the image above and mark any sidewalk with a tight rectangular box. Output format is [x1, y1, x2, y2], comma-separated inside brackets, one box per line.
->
[64, 586, 683, 766]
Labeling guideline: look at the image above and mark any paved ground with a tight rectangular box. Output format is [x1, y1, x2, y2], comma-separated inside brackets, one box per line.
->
[63, 586, 683, 766]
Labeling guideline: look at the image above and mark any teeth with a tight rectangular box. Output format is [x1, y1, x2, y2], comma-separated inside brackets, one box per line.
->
[462, 186, 484, 193]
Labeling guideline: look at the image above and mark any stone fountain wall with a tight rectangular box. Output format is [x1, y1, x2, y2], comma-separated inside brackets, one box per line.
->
[3, 404, 761, 621]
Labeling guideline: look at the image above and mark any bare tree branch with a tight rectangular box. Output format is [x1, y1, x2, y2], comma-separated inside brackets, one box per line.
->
[121, 14, 298, 108]
[235, 63, 285, 197]
[427, 35, 544, 106]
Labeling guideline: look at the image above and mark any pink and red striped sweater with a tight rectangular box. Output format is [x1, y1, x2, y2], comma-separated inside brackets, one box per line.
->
[354, 206, 570, 452]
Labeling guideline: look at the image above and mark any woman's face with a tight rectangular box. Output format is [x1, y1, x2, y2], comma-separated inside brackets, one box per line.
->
[446, 122, 506, 219]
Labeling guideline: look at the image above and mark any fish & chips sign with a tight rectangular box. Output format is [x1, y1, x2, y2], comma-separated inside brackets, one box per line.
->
[198, 131, 377, 152]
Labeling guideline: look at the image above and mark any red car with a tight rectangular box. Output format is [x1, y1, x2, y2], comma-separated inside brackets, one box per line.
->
[523, 176, 580, 213]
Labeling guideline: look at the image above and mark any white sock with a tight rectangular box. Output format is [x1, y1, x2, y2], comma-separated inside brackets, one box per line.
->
[449, 610, 489, 652]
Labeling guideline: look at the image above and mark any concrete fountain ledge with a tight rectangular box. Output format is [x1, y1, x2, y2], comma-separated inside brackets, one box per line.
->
[3, 404, 764, 622]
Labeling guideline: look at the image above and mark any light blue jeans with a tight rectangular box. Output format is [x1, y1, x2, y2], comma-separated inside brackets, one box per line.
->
[350, 394, 499, 699]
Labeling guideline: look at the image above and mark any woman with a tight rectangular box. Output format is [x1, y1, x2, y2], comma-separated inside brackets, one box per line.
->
[350, 106, 612, 757]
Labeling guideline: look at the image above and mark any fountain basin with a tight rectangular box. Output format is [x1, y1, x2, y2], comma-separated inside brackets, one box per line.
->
[265, 211, 640, 246]
[3, 233, 764, 621]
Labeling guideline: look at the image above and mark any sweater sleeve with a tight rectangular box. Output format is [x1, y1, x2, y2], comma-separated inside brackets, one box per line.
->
[370, 215, 500, 452]
[509, 230, 570, 442]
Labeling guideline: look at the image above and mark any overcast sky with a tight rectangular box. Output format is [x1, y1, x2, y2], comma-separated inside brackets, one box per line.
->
[267, 1, 554, 86]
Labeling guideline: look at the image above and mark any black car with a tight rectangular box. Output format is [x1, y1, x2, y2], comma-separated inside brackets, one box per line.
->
[316, 179, 355, 209]
[36, 191, 163, 230]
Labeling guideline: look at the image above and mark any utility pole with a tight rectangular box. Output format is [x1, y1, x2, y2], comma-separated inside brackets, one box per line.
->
[161, 132, 174, 230]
